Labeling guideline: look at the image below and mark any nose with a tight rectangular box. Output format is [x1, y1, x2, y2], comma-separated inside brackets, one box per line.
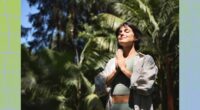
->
[119, 31, 125, 36]
[118, 31, 125, 38]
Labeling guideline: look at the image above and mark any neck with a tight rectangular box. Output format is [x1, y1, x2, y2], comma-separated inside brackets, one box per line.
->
[123, 46, 137, 58]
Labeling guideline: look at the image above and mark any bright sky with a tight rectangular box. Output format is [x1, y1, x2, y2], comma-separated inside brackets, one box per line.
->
[21, 0, 39, 27]
[21, 0, 38, 45]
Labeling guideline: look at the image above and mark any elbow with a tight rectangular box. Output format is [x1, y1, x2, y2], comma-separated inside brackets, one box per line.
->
[130, 78, 155, 96]
[134, 86, 153, 96]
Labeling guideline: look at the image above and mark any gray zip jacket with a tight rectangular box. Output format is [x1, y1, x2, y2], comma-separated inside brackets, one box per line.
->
[95, 53, 158, 110]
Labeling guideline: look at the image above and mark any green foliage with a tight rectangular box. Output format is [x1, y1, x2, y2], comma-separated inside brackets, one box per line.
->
[22, 0, 179, 110]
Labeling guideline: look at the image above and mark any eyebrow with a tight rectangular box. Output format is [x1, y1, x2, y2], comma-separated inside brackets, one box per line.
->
[119, 28, 130, 32]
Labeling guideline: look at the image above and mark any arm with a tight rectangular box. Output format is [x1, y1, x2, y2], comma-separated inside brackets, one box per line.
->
[120, 66, 132, 78]
[131, 55, 158, 95]
[94, 58, 116, 96]
[106, 69, 117, 86]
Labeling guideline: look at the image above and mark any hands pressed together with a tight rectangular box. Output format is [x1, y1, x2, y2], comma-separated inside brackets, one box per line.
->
[116, 49, 126, 72]
[106, 49, 132, 85]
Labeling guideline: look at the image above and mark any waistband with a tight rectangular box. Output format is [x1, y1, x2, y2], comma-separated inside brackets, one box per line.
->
[111, 95, 130, 103]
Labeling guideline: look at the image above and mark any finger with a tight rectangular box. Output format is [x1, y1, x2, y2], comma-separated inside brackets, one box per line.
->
[115, 59, 119, 69]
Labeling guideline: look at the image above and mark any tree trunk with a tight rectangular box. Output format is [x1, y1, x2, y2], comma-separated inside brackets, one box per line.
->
[167, 57, 174, 110]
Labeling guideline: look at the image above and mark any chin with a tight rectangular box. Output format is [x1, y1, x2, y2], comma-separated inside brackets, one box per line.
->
[119, 40, 127, 43]
[119, 41, 128, 45]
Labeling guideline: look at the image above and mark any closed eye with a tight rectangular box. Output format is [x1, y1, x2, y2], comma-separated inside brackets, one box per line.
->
[125, 29, 130, 33]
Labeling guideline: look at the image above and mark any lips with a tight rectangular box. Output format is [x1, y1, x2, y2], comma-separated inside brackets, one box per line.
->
[118, 36, 128, 40]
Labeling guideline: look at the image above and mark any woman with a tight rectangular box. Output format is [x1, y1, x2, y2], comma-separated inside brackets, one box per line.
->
[95, 22, 158, 110]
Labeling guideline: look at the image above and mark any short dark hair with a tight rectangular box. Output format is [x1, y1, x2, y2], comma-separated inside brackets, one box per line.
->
[115, 22, 142, 50]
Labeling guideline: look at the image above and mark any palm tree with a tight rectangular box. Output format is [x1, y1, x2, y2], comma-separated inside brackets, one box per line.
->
[103, 0, 179, 110]
[22, 0, 178, 110]
[22, 0, 122, 110]
[21, 44, 106, 110]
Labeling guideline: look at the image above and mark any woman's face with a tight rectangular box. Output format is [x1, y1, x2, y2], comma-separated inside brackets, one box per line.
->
[117, 25, 136, 48]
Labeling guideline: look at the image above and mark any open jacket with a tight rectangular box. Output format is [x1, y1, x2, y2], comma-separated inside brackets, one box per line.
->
[95, 52, 158, 110]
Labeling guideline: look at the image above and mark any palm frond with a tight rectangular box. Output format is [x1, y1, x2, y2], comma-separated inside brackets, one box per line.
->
[95, 13, 124, 30]
[81, 94, 104, 110]
[111, 2, 140, 20]
[136, 0, 159, 31]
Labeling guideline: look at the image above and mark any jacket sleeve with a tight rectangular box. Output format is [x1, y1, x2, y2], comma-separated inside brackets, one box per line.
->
[132, 55, 158, 95]
[94, 58, 115, 96]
